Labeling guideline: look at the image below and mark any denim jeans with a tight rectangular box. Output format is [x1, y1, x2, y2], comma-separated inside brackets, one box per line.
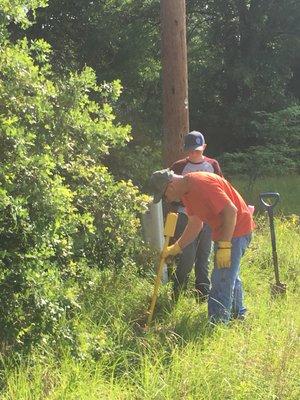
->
[171, 213, 212, 299]
[208, 234, 252, 323]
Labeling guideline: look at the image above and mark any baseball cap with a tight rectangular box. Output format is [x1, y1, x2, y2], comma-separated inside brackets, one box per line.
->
[184, 131, 205, 151]
[149, 169, 174, 203]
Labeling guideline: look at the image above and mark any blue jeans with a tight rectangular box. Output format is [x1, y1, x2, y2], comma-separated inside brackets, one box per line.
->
[172, 213, 212, 299]
[208, 234, 252, 323]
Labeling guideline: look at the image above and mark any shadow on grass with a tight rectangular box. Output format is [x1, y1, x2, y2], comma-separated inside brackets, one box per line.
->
[141, 291, 215, 346]
[172, 310, 213, 340]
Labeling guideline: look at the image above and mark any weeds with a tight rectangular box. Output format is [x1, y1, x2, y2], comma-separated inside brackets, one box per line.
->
[0, 214, 299, 399]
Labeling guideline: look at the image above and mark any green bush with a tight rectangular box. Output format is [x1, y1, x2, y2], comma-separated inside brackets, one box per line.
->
[221, 106, 300, 185]
[221, 145, 298, 184]
[0, 1, 149, 352]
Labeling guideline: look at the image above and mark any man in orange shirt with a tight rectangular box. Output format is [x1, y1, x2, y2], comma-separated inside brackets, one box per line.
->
[170, 131, 223, 302]
[149, 169, 254, 323]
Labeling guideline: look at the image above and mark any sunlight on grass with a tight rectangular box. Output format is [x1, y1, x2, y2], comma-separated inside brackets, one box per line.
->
[1, 215, 299, 399]
[232, 175, 300, 215]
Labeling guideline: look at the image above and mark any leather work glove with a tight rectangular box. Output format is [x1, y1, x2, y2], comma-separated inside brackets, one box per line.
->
[162, 242, 182, 259]
[216, 241, 232, 268]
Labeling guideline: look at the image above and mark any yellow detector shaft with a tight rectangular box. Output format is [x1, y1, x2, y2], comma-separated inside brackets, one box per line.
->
[147, 212, 178, 325]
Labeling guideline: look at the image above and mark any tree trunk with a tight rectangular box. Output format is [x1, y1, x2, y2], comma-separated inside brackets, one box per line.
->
[161, 0, 189, 167]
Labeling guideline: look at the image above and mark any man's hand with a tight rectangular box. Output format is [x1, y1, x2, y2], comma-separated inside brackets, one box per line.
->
[162, 242, 182, 259]
[216, 241, 232, 268]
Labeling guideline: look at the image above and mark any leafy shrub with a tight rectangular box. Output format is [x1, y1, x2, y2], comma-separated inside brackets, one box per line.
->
[106, 142, 162, 189]
[221, 145, 298, 183]
[0, 1, 150, 352]
[221, 106, 300, 186]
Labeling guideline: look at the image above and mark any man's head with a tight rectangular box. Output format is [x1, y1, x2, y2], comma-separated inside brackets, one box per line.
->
[149, 169, 186, 204]
[184, 131, 206, 157]
[149, 168, 174, 203]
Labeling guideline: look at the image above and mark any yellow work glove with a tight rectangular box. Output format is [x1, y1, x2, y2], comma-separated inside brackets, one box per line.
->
[216, 241, 232, 268]
[162, 242, 182, 259]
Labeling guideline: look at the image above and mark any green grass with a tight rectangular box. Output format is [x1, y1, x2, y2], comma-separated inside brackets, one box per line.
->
[232, 175, 300, 215]
[1, 215, 299, 399]
[0, 176, 299, 399]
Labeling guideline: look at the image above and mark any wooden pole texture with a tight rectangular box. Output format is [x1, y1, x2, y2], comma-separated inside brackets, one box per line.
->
[161, 0, 189, 167]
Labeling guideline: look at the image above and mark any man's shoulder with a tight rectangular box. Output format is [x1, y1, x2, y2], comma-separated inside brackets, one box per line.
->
[203, 156, 218, 164]
[171, 157, 188, 167]
[203, 156, 222, 176]
[187, 170, 219, 178]
[187, 171, 222, 185]
[170, 158, 189, 174]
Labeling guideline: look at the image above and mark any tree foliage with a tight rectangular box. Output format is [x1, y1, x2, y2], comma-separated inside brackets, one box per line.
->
[14, 0, 162, 134]
[12, 0, 299, 180]
[221, 105, 300, 185]
[0, 0, 149, 351]
[188, 0, 300, 152]
[1, 0, 299, 352]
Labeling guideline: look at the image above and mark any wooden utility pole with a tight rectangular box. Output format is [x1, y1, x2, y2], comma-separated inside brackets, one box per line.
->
[161, 0, 189, 167]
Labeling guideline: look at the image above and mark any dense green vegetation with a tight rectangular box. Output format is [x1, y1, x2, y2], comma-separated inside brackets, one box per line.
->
[0, 215, 299, 399]
[0, 1, 299, 399]
[9, 0, 300, 184]
[233, 175, 300, 216]
[0, 0, 149, 351]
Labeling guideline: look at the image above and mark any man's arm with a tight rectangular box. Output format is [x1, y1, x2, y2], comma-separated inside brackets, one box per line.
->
[177, 215, 203, 249]
[213, 202, 237, 268]
[213, 160, 223, 177]
[218, 202, 237, 241]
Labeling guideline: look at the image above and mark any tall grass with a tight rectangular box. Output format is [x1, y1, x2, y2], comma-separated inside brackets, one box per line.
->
[1, 214, 299, 399]
[232, 175, 300, 215]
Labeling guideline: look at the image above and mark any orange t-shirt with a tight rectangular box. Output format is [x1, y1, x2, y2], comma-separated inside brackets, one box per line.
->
[182, 172, 254, 241]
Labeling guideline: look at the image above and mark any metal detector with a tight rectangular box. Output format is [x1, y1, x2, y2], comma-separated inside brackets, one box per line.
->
[146, 212, 178, 326]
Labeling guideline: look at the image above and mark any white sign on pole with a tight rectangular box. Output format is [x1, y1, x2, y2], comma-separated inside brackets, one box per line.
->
[141, 201, 168, 284]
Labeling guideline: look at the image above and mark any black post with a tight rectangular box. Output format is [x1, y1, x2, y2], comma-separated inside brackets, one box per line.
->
[267, 208, 280, 285]
[259, 192, 286, 296]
